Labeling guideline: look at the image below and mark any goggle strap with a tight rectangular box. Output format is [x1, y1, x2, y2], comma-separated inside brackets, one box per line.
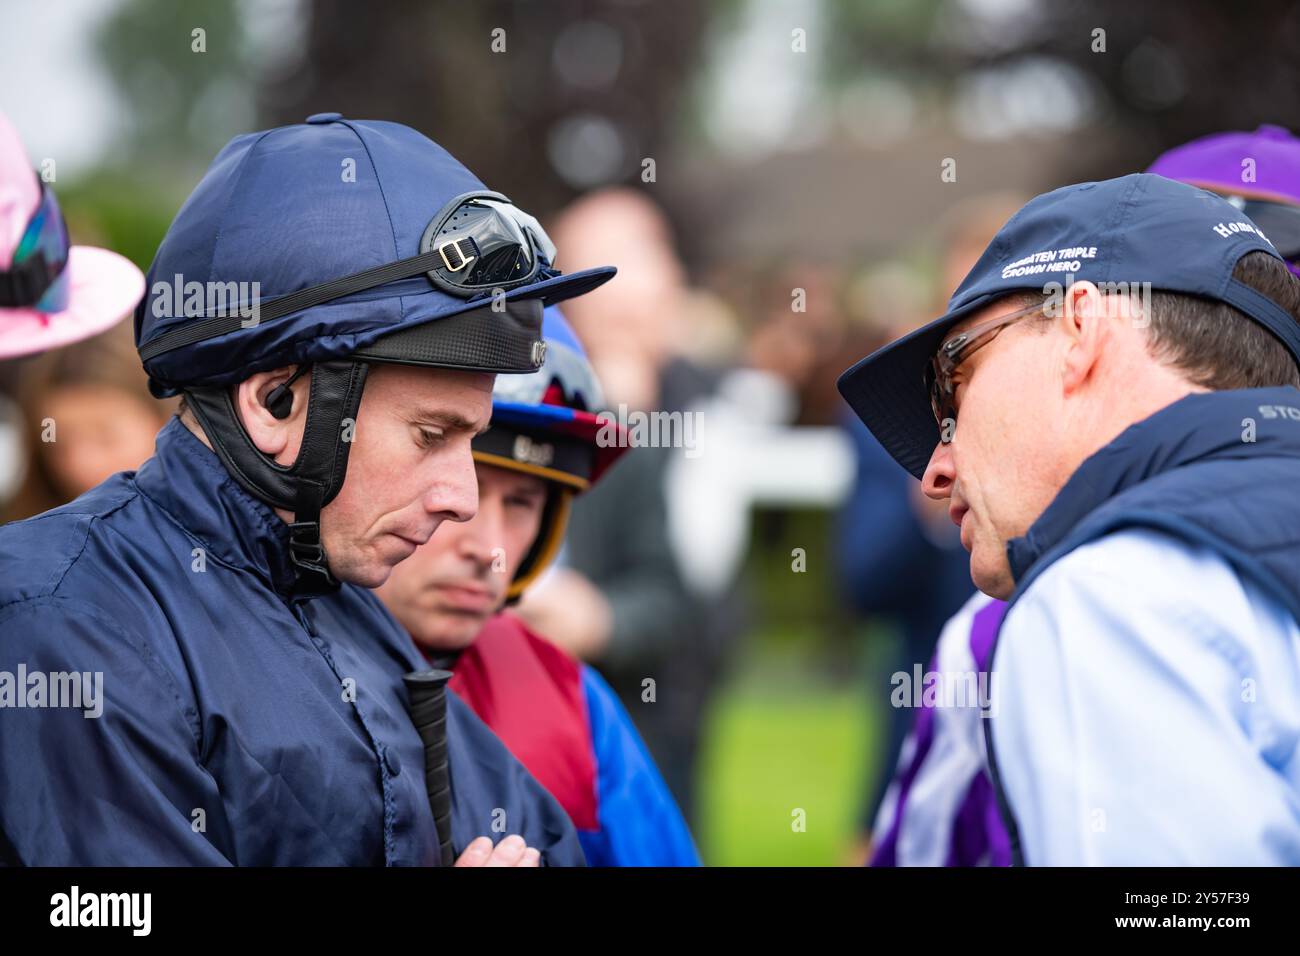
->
[138, 246, 452, 361]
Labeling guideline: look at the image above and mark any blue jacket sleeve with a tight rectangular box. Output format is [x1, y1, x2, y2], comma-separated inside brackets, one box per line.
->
[577, 665, 701, 866]
[446, 690, 588, 866]
[0, 598, 233, 865]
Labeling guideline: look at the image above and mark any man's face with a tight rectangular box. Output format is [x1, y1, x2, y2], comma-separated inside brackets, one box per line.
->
[319, 363, 495, 588]
[42, 384, 166, 498]
[376, 462, 549, 651]
[920, 299, 1072, 598]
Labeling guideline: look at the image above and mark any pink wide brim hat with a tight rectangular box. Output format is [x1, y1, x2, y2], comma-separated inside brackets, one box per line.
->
[0, 111, 145, 361]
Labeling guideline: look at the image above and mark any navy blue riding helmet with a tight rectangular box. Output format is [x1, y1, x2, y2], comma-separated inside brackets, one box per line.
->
[135, 113, 616, 595]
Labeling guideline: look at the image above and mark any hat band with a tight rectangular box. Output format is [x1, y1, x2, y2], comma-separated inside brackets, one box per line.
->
[472, 422, 595, 490]
[138, 191, 559, 364]
[139, 246, 458, 362]
[1220, 278, 1300, 369]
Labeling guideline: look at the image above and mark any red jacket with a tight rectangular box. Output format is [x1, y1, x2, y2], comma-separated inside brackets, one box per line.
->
[449, 613, 598, 829]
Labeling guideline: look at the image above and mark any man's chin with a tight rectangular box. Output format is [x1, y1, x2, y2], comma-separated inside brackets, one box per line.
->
[332, 556, 396, 590]
[412, 616, 487, 654]
[969, 545, 1015, 600]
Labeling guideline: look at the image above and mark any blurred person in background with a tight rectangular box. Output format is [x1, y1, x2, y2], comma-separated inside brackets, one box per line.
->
[521, 187, 744, 822]
[869, 125, 1300, 866]
[1148, 125, 1300, 279]
[2, 322, 173, 522]
[0, 377, 23, 516]
[378, 307, 699, 866]
[745, 263, 846, 424]
[836, 195, 1024, 862]
[0, 110, 145, 521]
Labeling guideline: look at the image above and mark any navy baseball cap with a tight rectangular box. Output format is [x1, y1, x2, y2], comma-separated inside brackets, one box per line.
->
[837, 172, 1300, 479]
[136, 113, 615, 396]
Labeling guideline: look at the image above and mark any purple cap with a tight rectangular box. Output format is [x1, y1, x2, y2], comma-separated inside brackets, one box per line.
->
[1148, 125, 1300, 205]
[1148, 126, 1300, 278]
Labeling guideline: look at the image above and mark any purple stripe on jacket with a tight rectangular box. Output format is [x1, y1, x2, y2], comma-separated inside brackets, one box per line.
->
[870, 599, 1010, 866]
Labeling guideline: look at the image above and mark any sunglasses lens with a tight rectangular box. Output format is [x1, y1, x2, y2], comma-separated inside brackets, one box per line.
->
[923, 363, 944, 425]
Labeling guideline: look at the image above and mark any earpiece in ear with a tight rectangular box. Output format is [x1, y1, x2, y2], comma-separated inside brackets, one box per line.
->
[265, 386, 294, 420]
[264, 366, 308, 420]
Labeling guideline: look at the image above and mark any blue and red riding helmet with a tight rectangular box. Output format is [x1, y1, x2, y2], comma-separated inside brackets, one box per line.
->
[471, 306, 629, 599]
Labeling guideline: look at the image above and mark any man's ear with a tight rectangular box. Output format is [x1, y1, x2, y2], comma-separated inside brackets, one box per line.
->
[234, 366, 310, 464]
[1059, 280, 1108, 395]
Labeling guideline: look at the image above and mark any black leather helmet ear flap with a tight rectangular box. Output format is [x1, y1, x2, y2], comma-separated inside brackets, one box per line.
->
[183, 359, 369, 595]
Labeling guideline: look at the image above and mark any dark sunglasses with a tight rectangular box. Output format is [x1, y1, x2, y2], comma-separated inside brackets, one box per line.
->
[924, 301, 1045, 431]
[420, 191, 559, 297]
[0, 178, 71, 313]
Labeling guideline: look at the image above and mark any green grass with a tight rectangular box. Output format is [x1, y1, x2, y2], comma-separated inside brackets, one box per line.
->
[695, 654, 880, 866]
[689, 507, 892, 866]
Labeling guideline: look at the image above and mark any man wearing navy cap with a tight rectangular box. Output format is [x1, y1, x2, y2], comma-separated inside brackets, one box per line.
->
[0, 114, 612, 865]
[840, 172, 1300, 864]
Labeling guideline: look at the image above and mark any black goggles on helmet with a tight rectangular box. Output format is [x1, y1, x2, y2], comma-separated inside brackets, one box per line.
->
[421, 191, 559, 296]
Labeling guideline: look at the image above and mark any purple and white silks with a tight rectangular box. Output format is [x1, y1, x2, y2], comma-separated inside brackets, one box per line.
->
[869, 593, 1011, 866]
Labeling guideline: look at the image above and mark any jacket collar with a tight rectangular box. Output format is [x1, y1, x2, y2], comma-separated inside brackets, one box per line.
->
[133, 416, 310, 601]
[1006, 386, 1300, 582]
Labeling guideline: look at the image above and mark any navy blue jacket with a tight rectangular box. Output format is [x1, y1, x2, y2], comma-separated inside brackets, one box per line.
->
[0, 417, 584, 866]
[984, 386, 1300, 864]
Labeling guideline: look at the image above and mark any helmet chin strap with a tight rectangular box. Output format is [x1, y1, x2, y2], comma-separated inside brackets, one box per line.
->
[502, 486, 573, 606]
[183, 359, 370, 597]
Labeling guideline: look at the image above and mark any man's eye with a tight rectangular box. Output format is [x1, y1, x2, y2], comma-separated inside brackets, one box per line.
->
[416, 427, 446, 449]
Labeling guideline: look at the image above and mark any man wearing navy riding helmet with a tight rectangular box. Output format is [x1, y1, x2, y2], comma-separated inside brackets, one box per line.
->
[377, 306, 699, 866]
[839, 171, 1300, 865]
[0, 113, 615, 866]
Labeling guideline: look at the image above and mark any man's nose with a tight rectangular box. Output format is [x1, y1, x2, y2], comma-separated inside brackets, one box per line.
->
[921, 440, 955, 499]
[425, 446, 479, 524]
[457, 494, 506, 568]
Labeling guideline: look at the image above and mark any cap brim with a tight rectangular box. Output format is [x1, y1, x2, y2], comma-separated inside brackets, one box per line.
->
[503, 265, 616, 306]
[352, 266, 617, 374]
[0, 245, 145, 360]
[490, 401, 630, 485]
[836, 294, 996, 480]
[352, 297, 545, 374]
